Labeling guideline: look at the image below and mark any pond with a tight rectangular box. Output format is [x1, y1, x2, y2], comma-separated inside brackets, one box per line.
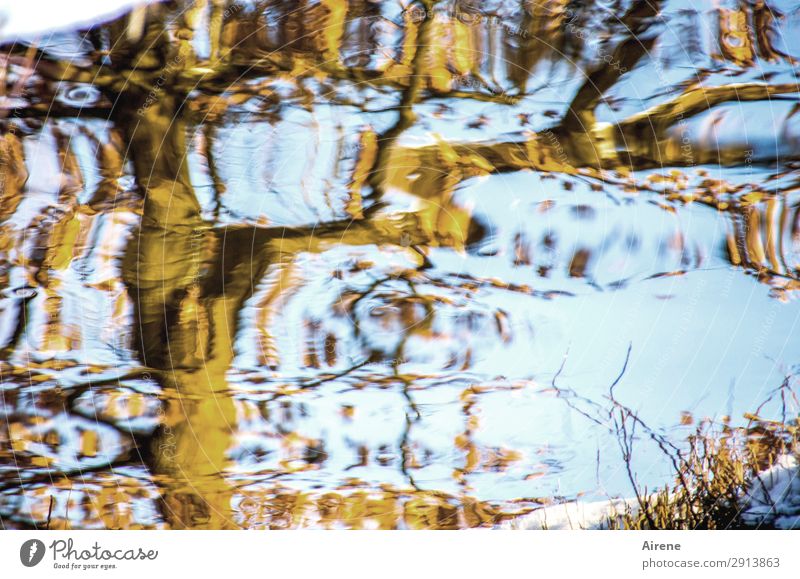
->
[0, 0, 799, 529]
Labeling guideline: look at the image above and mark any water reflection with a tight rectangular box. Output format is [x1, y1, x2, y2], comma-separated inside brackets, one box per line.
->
[1, 0, 800, 529]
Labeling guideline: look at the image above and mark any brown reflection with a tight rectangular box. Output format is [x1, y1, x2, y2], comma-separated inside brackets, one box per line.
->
[109, 22, 471, 525]
[117, 92, 243, 528]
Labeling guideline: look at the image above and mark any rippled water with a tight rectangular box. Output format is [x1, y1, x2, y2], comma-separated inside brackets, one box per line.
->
[1, 0, 800, 529]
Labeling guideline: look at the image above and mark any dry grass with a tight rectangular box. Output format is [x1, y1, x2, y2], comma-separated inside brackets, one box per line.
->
[607, 414, 799, 529]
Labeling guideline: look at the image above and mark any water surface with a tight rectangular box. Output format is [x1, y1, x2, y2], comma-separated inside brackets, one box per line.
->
[1, 0, 799, 529]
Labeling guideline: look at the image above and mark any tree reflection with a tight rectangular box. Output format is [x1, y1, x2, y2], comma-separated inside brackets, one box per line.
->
[1, 0, 800, 528]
